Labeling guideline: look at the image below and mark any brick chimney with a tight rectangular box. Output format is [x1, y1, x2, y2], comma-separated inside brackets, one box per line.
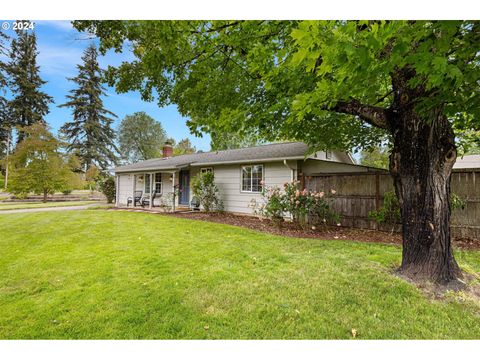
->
[162, 141, 173, 158]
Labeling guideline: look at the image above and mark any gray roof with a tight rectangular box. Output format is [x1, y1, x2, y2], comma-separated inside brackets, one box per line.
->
[115, 142, 313, 173]
[454, 154, 480, 169]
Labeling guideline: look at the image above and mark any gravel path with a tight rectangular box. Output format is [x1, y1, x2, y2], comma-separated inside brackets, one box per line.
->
[0, 203, 105, 214]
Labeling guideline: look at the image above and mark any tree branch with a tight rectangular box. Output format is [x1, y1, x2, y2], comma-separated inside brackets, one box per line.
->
[332, 99, 389, 130]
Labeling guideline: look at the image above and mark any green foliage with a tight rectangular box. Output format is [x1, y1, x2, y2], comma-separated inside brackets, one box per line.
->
[370, 191, 466, 228]
[72, 20, 480, 153]
[98, 176, 116, 203]
[173, 138, 196, 155]
[451, 193, 467, 211]
[6, 28, 53, 143]
[258, 181, 339, 229]
[210, 130, 262, 151]
[191, 171, 222, 212]
[59, 44, 118, 170]
[118, 112, 167, 162]
[369, 191, 401, 228]
[359, 145, 390, 169]
[7, 124, 79, 201]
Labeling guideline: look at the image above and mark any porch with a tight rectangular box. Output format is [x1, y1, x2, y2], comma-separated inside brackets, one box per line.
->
[115, 169, 192, 211]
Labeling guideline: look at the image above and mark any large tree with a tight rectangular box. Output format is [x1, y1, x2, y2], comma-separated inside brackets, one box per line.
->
[8, 123, 80, 202]
[59, 44, 118, 170]
[74, 20, 480, 286]
[7, 27, 53, 143]
[0, 30, 10, 158]
[118, 111, 167, 162]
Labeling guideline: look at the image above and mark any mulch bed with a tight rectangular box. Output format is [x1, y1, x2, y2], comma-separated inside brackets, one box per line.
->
[112, 208, 479, 250]
[163, 211, 480, 250]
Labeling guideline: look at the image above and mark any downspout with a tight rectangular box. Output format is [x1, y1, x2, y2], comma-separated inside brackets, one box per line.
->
[283, 159, 295, 182]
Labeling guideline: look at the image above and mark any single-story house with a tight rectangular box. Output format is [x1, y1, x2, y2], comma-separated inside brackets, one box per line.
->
[114, 141, 379, 214]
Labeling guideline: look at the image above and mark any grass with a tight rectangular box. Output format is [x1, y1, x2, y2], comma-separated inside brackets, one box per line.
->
[0, 210, 479, 339]
[0, 201, 99, 211]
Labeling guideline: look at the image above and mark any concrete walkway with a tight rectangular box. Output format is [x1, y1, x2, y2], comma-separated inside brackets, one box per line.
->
[0, 203, 105, 214]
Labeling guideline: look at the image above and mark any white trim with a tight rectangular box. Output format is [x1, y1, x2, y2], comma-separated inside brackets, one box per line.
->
[240, 164, 264, 193]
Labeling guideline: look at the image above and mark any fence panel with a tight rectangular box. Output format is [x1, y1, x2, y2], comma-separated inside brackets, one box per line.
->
[305, 170, 479, 240]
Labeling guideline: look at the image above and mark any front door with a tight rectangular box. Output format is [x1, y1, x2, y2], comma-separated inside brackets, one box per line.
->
[179, 170, 190, 205]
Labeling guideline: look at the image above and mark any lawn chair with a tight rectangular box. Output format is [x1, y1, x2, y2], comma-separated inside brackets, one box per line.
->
[141, 191, 157, 208]
[190, 196, 201, 211]
[127, 191, 143, 207]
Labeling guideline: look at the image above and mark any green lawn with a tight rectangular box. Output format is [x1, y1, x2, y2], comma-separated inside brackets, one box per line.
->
[0, 210, 479, 339]
[0, 201, 99, 211]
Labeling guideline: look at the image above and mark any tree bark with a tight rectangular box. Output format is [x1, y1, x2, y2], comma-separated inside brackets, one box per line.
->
[388, 93, 462, 285]
[43, 189, 48, 203]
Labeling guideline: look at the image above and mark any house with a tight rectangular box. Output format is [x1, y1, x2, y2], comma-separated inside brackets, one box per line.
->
[453, 154, 480, 170]
[114, 141, 379, 214]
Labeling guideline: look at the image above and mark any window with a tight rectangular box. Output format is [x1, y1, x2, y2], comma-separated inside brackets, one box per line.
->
[155, 173, 162, 194]
[201, 167, 213, 174]
[144, 174, 151, 194]
[241, 165, 263, 193]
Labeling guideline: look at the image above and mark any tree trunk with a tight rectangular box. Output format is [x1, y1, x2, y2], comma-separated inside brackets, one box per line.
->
[388, 103, 462, 286]
[43, 189, 48, 203]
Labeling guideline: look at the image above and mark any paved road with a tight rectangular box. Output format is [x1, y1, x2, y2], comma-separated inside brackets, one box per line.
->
[0, 203, 106, 214]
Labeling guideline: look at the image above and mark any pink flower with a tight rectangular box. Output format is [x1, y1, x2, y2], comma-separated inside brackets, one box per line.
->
[295, 190, 300, 197]
[331, 189, 337, 195]
[319, 192, 325, 198]
[296, 200, 300, 205]
[302, 189, 308, 195]
[260, 180, 264, 185]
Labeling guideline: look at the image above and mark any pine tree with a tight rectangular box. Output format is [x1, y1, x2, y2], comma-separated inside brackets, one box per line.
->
[59, 44, 118, 170]
[7, 27, 53, 143]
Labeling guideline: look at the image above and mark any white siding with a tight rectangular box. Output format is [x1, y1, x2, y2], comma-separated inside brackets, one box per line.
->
[191, 162, 292, 214]
[117, 173, 134, 206]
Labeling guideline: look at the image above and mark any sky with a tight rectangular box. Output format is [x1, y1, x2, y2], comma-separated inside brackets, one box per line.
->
[1, 20, 212, 151]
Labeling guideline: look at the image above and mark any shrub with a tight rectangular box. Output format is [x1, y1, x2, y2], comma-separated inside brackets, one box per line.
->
[370, 191, 466, 233]
[258, 180, 339, 229]
[191, 171, 223, 212]
[62, 189, 73, 195]
[368, 191, 401, 232]
[257, 185, 285, 227]
[98, 176, 116, 203]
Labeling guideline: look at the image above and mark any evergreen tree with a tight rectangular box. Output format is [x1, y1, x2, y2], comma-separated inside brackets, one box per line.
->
[0, 30, 11, 158]
[7, 27, 53, 143]
[59, 44, 118, 170]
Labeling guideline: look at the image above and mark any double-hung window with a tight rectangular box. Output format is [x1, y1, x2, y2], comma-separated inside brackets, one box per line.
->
[201, 167, 213, 174]
[241, 164, 263, 193]
[154, 173, 162, 194]
[144, 174, 151, 194]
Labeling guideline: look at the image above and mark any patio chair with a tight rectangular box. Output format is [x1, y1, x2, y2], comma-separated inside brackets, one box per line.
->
[127, 190, 143, 207]
[141, 191, 157, 208]
[190, 196, 201, 211]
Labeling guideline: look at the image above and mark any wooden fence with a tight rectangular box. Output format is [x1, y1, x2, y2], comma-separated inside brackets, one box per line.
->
[304, 170, 480, 240]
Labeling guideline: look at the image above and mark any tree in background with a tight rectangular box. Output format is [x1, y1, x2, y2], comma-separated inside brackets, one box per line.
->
[210, 130, 261, 151]
[0, 30, 11, 159]
[174, 138, 196, 155]
[359, 145, 390, 169]
[75, 20, 480, 285]
[59, 44, 118, 171]
[7, 27, 53, 143]
[7, 124, 79, 202]
[118, 112, 167, 162]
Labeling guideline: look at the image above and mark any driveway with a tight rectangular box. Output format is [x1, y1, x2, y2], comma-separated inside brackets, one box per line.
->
[0, 203, 105, 214]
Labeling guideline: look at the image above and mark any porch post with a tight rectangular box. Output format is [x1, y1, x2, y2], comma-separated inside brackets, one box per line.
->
[115, 175, 119, 207]
[172, 171, 176, 212]
[132, 174, 136, 207]
[149, 172, 153, 209]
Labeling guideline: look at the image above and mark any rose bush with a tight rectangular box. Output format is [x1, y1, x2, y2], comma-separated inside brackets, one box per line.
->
[257, 180, 339, 229]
